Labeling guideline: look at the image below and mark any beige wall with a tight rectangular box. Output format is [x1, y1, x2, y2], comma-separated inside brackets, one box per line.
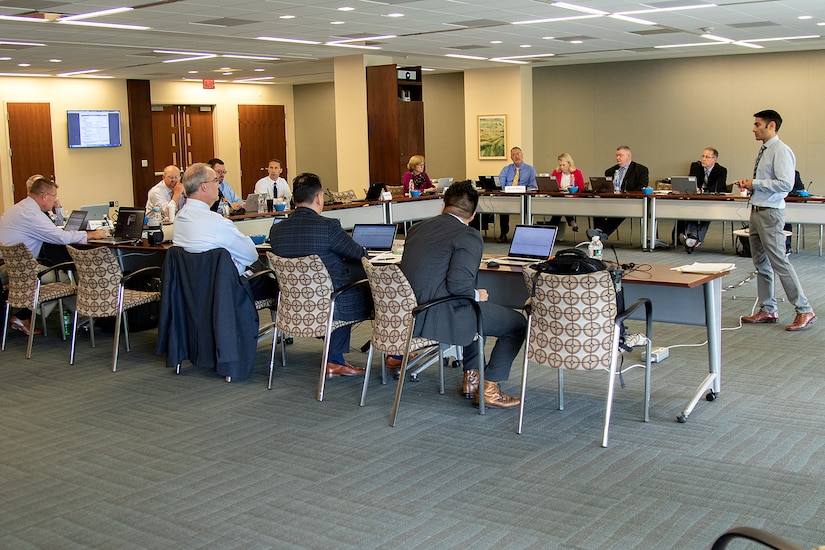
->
[0, 78, 133, 213]
[150, 80, 296, 188]
[464, 66, 534, 181]
[333, 56, 370, 194]
[294, 82, 338, 188]
[532, 50, 825, 183]
[422, 72, 465, 181]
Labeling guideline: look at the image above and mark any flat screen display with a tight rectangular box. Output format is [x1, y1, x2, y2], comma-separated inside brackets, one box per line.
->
[67, 110, 122, 148]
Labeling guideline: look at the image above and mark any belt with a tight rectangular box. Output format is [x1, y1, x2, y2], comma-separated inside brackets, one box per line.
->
[751, 205, 776, 212]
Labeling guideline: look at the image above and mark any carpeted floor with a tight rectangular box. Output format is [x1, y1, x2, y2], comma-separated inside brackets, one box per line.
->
[2, 220, 824, 549]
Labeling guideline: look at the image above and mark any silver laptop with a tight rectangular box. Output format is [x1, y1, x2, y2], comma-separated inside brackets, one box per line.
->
[79, 203, 109, 229]
[352, 224, 397, 258]
[436, 177, 453, 192]
[244, 193, 261, 212]
[63, 210, 88, 232]
[670, 176, 699, 195]
[490, 225, 558, 265]
[87, 208, 145, 244]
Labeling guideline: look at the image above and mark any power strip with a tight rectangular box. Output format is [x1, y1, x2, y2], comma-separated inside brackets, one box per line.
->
[641, 346, 669, 363]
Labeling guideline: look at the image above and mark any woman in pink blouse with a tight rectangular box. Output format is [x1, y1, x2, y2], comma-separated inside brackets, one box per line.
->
[549, 152, 585, 233]
[402, 155, 434, 194]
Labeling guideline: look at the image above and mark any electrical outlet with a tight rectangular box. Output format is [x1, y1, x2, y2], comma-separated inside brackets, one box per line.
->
[641, 347, 669, 363]
[109, 201, 119, 208]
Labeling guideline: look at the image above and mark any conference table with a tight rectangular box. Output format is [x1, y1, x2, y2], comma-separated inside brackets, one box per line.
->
[477, 260, 728, 423]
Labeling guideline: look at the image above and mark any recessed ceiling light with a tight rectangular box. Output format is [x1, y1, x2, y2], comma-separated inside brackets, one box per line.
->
[445, 54, 487, 60]
[254, 68, 265, 72]
[520, 44, 531, 48]
[387, 13, 404, 18]
[338, 6, 354, 11]
[331, 21, 345, 25]
[59, 7, 133, 22]
[0, 57, 10, 61]
[570, 40, 583, 44]
[280, 15, 295, 19]
[18, 63, 30, 67]
[491, 40, 502, 44]
[799, 15, 813, 20]
[258, 36, 322, 45]
[818, 22, 825, 26]
[542, 36, 555, 40]
[222, 72, 232, 75]
[58, 69, 101, 76]
[49, 59, 61, 62]
[188, 70, 198, 74]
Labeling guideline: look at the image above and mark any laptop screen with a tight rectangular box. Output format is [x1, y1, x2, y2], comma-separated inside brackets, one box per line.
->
[113, 208, 145, 239]
[79, 203, 109, 226]
[670, 176, 698, 194]
[63, 210, 88, 232]
[508, 225, 558, 260]
[589, 177, 613, 193]
[364, 183, 385, 201]
[351, 224, 397, 251]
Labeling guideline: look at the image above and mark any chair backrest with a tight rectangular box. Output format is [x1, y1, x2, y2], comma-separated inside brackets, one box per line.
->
[67, 245, 123, 317]
[267, 252, 334, 338]
[386, 185, 404, 198]
[361, 258, 419, 355]
[0, 243, 42, 309]
[522, 266, 618, 371]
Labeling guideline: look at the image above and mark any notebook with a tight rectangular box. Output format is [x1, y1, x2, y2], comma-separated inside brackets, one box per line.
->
[589, 176, 614, 194]
[536, 176, 558, 192]
[670, 176, 699, 195]
[63, 210, 88, 232]
[490, 225, 558, 265]
[244, 193, 261, 212]
[79, 203, 109, 229]
[87, 208, 145, 244]
[352, 224, 397, 257]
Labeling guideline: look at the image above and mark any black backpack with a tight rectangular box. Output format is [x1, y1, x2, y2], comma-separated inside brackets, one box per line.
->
[529, 248, 624, 310]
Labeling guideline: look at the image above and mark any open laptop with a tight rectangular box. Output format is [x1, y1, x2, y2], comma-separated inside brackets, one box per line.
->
[436, 177, 453, 193]
[670, 175, 699, 195]
[244, 193, 261, 212]
[352, 224, 397, 258]
[87, 208, 145, 244]
[489, 225, 558, 266]
[353, 182, 385, 202]
[478, 176, 500, 191]
[589, 176, 614, 194]
[79, 203, 109, 229]
[536, 176, 558, 192]
[63, 210, 88, 232]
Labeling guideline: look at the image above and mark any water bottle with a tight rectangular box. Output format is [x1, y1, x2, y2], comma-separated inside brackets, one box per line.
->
[63, 309, 70, 338]
[148, 206, 161, 228]
[258, 194, 266, 213]
[588, 235, 603, 260]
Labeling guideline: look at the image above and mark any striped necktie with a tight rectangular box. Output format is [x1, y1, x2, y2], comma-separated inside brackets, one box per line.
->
[753, 145, 766, 178]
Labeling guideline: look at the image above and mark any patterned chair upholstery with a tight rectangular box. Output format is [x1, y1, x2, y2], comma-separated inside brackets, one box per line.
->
[331, 189, 358, 204]
[520, 266, 652, 447]
[67, 245, 161, 372]
[266, 252, 371, 401]
[360, 259, 486, 426]
[386, 185, 404, 198]
[0, 242, 76, 359]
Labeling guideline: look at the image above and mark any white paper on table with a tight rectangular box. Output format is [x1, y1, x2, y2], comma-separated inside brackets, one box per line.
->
[671, 262, 736, 274]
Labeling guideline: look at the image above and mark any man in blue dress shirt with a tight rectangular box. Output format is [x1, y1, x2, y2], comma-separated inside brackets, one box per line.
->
[496, 146, 537, 243]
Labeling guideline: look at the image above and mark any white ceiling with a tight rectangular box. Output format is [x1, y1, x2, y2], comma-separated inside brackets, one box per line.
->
[1, 0, 825, 84]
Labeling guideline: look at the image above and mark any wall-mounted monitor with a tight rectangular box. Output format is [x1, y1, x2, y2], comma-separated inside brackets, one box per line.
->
[67, 110, 122, 148]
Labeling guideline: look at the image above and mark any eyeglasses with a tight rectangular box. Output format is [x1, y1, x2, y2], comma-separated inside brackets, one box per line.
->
[201, 177, 220, 185]
[214, 169, 227, 175]
[42, 192, 58, 198]
[701, 155, 716, 159]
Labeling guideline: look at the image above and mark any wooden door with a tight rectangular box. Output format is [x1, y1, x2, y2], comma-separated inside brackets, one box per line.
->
[238, 105, 286, 196]
[7, 103, 55, 203]
[150, 105, 214, 175]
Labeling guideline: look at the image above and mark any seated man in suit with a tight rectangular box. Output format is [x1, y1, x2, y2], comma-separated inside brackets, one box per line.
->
[676, 148, 728, 253]
[400, 180, 527, 408]
[173, 162, 277, 301]
[206, 158, 243, 212]
[587, 145, 649, 241]
[269, 173, 371, 378]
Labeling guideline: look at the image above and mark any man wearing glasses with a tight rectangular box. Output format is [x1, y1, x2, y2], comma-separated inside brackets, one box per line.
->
[0, 176, 105, 335]
[145, 164, 185, 222]
[676, 147, 728, 253]
[207, 158, 243, 212]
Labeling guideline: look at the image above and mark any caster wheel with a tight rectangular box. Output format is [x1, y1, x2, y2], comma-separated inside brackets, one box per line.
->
[676, 414, 688, 424]
[706, 392, 717, 402]
[409, 374, 420, 382]
[452, 360, 461, 369]
[285, 337, 294, 345]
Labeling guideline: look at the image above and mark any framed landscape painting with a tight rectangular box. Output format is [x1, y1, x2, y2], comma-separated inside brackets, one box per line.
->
[478, 115, 506, 159]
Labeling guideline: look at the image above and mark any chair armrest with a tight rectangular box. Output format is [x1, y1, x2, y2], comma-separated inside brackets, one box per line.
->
[330, 278, 369, 301]
[245, 267, 276, 282]
[615, 297, 652, 338]
[37, 261, 76, 281]
[711, 526, 804, 550]
[412, 295, 483, 337]
[121, 265, 162, 284]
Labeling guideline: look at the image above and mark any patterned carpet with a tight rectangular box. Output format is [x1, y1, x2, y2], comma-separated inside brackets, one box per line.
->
[1, 221, 824, 549]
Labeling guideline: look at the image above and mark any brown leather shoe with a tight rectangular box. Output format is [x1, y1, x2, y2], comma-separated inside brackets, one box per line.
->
[461, 369, 479, 399]
[786, 312, 816, 331]
[474, 380, 520, 409]
[326, 362, 366, 378]
[741, 310, 778, 324]
[385, 353, 417, 370]
[10, 316, 42, 336]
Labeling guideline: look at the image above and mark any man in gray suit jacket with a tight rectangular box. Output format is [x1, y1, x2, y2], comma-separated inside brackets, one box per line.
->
[400, 180, 526, 408]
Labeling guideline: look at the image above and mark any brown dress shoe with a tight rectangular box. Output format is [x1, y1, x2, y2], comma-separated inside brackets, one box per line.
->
[741, 310, 778, 324]
[474, 380, 520, 409]
[326, 362, 366, 378]
[10, 316, 42, 336]
[786, 312, 816, 331]
[461, 369, 479, 399]
[384, 353, 417, 370]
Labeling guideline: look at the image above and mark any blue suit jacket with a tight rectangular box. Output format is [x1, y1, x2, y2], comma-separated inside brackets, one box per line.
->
[269, 206, 371, 321]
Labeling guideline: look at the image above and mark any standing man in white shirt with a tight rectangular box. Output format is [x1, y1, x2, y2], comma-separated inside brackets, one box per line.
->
[254, 159, 291, 199]
[206, 158, 243, 212]
[145, 165, 184, 222]
[173, 163, 276, 300]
